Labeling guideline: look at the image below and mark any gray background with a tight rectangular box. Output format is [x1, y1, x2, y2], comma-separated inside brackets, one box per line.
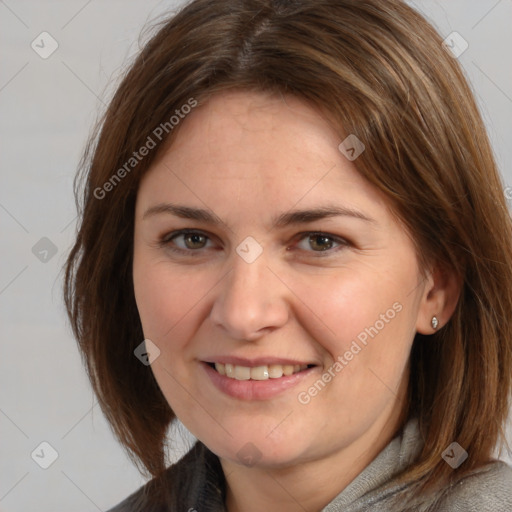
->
[1, 1, 511, 510]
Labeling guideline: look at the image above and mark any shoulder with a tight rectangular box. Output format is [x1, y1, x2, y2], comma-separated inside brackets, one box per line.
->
[435, 461, 512, 511]
[105, 441, 225, 512]
[105, 478, 165, 512]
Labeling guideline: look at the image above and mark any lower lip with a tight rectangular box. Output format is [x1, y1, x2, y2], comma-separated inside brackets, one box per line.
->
[201, 362, 317, 401]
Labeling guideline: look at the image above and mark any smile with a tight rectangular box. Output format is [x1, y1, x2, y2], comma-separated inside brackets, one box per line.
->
[210, 362, 312, 380]
[202, 361, 318, 400]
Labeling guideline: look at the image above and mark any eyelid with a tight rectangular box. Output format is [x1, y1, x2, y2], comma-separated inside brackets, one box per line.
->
[158, 229, 350, 256]
[291, 231, 349, 255]
[160, 229, 218, 251]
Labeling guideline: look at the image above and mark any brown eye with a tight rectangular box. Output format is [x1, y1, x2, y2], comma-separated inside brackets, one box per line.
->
[182, 232, 208, 249]
[161, 230, 214, 254]
[308, 234, 335, 251]
[294, 232, 348, 256]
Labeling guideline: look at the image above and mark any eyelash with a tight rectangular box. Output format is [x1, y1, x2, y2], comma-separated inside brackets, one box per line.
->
[158, 229, 350, 257]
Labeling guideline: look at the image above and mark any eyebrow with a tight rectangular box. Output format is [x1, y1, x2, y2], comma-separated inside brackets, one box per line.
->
[142, 202, 376, 228]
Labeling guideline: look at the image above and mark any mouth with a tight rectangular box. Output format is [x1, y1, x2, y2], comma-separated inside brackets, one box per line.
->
[202, 360, 319, 401]
[206, 362, 316, 381]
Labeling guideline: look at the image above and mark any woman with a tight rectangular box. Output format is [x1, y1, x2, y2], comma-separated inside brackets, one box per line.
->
[64, 0, 512, 510]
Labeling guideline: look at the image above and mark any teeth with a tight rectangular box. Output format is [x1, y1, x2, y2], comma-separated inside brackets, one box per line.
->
[214, 363, 309, 380]
[268, 364, 284, 378]
[283, 365, 294, 376]
[225, 363, 235, 378]
[250, 366, 269, 380]
[234, 365, 251, 380]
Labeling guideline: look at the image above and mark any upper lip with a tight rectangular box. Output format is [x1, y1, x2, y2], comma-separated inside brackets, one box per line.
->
[203, 356, 316, 367]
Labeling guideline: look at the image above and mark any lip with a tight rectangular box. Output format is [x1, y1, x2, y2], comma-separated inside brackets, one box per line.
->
[203, 356, 315, 367]
[201, 361, 317, 401]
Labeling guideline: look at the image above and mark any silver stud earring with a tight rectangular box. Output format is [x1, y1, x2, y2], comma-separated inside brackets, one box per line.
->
[431, 316, 439, 330]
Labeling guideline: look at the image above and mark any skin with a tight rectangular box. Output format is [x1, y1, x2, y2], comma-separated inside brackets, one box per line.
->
[132, 90, 459, 511]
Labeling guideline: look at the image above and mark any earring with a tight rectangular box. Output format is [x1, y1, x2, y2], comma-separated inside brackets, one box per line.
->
[431, 316, 439, 330]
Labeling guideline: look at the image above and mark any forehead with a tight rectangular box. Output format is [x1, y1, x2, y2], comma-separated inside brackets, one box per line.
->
[137, 90, 389, 223]
[165, 91, 338, 171]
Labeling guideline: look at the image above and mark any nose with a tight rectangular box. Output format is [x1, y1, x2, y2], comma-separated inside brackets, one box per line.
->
[210, 248, 290, 341]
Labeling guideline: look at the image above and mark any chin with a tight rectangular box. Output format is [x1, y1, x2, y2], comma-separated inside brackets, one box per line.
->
[204, 430, 311, 469]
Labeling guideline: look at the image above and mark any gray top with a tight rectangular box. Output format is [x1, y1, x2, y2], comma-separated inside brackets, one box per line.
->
[108, 418, 512, 511]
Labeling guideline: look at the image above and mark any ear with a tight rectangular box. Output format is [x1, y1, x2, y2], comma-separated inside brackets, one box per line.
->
[416, 264, 461, 334]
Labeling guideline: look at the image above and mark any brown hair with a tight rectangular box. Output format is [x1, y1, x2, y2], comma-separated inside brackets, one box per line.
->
[64, 0, 512, 504]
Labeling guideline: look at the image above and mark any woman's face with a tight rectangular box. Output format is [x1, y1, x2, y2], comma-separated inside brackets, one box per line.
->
[133, 90, 429, 468]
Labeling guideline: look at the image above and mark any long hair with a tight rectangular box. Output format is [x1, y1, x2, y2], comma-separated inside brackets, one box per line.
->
[64, 0, 512, 503]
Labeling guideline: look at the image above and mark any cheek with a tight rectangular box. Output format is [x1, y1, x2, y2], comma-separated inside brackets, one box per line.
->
[289, 263, 417, 409]
[132, 255, 210, 345]
[289, 267, 405, 356]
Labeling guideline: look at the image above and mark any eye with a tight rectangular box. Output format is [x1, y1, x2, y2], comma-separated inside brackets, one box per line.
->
[293, 232, 348, 255]
[160, 229, 215, 254]
[158, 229, 349, 257]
